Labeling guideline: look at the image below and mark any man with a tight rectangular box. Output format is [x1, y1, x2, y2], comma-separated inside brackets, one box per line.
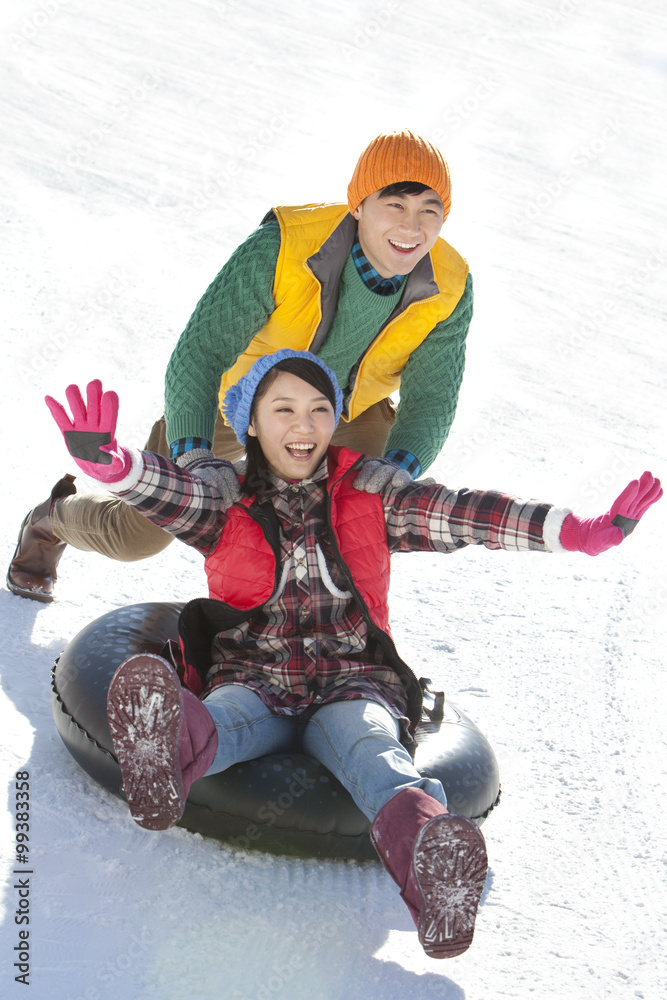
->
[7, 130, 473, 603]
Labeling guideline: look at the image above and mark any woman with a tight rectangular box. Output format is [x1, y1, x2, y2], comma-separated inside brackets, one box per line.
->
[45, 352, 661, 960]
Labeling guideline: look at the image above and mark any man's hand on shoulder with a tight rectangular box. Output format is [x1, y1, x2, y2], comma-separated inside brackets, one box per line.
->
[354, 457, 414, 494]
[176, 449, 242, 506]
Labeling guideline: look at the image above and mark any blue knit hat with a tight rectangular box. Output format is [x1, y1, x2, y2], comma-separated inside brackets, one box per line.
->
[222, 350, 344, 445]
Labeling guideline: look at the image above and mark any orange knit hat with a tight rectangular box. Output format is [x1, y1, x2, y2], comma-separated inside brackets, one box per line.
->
[347, 129, 451, 219]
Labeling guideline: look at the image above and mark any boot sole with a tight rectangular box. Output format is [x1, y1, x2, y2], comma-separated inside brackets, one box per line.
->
[414, 814, 488, 959]
[6, 572, 54, 603]
[107, 654, 185, 831]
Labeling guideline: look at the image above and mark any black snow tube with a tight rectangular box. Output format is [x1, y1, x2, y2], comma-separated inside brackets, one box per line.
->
[51, 602, 501, 860]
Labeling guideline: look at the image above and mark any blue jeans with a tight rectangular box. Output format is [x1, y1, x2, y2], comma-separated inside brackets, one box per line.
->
[202, 684, 447, 821]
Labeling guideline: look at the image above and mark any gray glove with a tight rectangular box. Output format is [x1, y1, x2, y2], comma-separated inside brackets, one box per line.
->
[175, 448, 242, 506]
[354, 457, 437, 494]
[354, 457, 414, 493]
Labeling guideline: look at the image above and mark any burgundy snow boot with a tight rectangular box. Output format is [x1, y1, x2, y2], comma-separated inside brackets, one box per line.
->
[106, 653, 218, 831]
[7, 474, 77, 603]
[370, 787, 488, 959]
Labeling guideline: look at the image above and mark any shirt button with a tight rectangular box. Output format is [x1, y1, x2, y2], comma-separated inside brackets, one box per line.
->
[290, 485, 299, 494]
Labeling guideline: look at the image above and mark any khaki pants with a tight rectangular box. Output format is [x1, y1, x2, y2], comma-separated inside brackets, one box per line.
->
[51, 400, 396, 562]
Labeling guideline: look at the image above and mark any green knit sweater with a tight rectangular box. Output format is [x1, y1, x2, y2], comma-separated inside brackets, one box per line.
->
[165, 219, 473, 472]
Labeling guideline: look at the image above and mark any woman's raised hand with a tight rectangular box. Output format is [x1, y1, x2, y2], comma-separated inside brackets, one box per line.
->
[560, 471, 662, 555]
[45, 379, 132, 483]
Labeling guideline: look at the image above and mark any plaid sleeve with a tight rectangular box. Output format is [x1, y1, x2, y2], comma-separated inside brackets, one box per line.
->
[383, 481, 552, 555]
[112, 451, 226, 555]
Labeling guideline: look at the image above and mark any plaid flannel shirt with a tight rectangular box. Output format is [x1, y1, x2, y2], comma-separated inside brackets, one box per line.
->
[114, 452, 558, 719]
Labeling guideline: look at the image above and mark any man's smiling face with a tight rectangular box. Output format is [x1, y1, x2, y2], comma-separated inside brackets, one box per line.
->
[352, 188, 445, 278]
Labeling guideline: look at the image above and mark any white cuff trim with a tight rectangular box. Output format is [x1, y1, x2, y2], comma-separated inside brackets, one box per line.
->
[104, 448, 145, 494]
[543, 506, 570, 553]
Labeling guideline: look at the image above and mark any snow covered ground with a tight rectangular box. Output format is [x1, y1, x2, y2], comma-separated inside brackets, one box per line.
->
[1, 1, 666, 997]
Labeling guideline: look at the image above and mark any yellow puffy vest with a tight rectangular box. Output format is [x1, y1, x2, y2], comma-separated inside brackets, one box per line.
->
[219, 203, 468, 422]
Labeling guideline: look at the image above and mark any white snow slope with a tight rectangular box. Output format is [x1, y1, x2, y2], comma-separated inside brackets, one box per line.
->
[1, 1, 666, 998]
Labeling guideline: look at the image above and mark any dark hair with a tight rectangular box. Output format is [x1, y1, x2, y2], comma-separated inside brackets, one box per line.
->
[241, 358, 338, 497]
[378, 181, 431, 198]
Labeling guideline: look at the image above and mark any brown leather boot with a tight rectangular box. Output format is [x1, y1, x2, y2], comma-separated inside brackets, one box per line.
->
[6, 474, 77, 603]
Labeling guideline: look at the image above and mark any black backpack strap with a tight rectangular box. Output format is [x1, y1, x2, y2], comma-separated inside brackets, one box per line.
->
[158, 639, 185, 684]
[419, 676, 445, 723]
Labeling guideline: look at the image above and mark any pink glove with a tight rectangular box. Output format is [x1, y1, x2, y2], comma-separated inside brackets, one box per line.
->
[45, 379, 132, 483]
[560, 471, 662, 555]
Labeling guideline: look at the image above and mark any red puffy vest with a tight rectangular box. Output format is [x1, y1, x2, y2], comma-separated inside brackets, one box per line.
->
[204, 447, 391, 633]
[180, 447, 423, 730]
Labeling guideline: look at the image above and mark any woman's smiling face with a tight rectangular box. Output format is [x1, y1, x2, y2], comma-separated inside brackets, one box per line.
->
[247, 371, 337, 481]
